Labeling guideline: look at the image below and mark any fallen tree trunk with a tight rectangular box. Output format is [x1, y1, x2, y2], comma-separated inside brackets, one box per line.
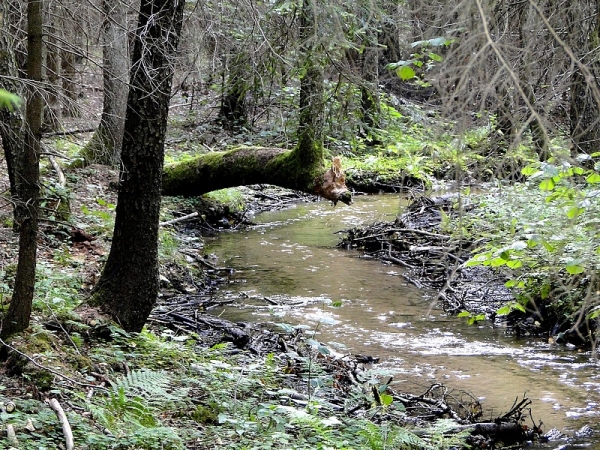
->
[162, 147, 352, 205]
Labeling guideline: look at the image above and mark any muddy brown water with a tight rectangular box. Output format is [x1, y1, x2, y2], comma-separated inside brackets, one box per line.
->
[205, 194, 600, 447]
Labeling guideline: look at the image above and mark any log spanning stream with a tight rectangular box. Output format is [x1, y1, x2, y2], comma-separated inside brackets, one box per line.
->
[205, 194, 600, 446]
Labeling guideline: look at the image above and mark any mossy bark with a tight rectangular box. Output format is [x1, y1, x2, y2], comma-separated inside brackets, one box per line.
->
[0, 1, 24, 220]
[163, 147, 324, 197]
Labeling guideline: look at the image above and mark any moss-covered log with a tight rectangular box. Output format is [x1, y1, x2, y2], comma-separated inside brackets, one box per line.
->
[162, 147, 352, 205]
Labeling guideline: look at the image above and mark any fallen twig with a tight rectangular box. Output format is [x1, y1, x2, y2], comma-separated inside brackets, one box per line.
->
[6, 424, 18, 446]
[48, 398, 74, 450]
[160, 212, 198, 226]
[42, 127, 96, 137]
[0, 338, 107, 392]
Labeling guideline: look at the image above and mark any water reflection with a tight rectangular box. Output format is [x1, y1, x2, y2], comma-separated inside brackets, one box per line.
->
[205, 194, 600, 443]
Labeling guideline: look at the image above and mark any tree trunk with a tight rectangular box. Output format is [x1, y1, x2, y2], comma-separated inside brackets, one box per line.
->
[43, 0, 61, 131]
[79, 0, 130, 166]
[360, 32, 381, 139]
[218, 51, 250, 130]
[296, 0, 324, 163]
[0, 0, 24, 219]
[89, 0, 185, 332]
[2, 0, 43, 338]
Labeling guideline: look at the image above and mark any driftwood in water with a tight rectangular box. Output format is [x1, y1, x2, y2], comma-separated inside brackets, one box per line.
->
[338, 195, 513, 316]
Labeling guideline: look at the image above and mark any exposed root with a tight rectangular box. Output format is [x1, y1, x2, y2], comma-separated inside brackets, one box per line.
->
[314, 157, 352, 205]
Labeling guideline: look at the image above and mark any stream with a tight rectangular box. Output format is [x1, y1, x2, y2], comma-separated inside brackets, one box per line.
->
[204, 194, 600, 447]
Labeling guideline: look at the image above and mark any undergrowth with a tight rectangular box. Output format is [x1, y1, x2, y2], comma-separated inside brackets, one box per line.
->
[454, 157, 600, 333]
[2, 324, 473, 449]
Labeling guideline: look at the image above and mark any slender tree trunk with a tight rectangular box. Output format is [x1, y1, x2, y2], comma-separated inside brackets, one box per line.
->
[2, 0, 43, 338]
[360, 33, 381, 138]
[219, 51, 249, 130]
[516, 1, 548, 160]
[80, 0, 130, 166]
[0, 0, 24, 218]
[296, 0, 324, 163]
[43, 0, 62, 131]
[89, 0, 185, 332]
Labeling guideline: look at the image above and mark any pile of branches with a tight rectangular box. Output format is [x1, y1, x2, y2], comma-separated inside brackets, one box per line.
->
[338, 194, 513, 316]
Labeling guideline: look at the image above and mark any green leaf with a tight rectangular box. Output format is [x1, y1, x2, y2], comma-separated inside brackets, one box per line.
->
[380, 393, 394, 406]
[567, 206, 585, 219]
[490, 257, 507, 267]
[539, 178, 555, 191]
[457, 311, 471, 318]
[587, 308, 600, 320]
[513, 302, 526, 313]
[505, 279, 518, 287]
[496, 305, 511, 315]
[586, 173, 600, 183]
[397, 66, 415, 80]
[428, 52, 443, 62]
[541, 240, 555, 252]
[521, 166, 538, 176]
[465, 258, 483, 267]
[541, 283, 551, 300]
[506, 260, 522, 269]
[566, 261, 585, 275]
[497, 302, 526, 316]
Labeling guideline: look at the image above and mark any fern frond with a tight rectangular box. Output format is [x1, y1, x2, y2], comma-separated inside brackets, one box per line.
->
[110, 369, 174, 401]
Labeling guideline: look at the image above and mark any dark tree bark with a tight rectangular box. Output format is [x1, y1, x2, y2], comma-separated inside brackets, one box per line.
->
[2, 0, 43, 338]
[218, 51, 250, 130]
[80, 0, 130, 166]
[89, 0, 185, 332]
[0, 0, 24, 217]
[43, 0, 61, 131]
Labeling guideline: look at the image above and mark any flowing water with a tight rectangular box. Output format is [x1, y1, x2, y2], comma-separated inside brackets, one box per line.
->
[204, 194, 600, 447]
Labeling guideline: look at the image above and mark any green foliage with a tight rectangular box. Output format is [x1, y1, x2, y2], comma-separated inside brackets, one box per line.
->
[386, 36, 455, 86]
[159, 228, 179, 259]
[204, 188, 245, 212]
[0, 88, 22, 111]
[81, 197, 116, 233]
[86, 369, 185, 448]
[457, 310, 487, 325]
[461, 157, 600, 320]
[34, 261, 83, 313]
